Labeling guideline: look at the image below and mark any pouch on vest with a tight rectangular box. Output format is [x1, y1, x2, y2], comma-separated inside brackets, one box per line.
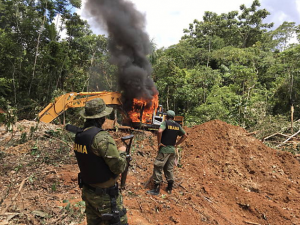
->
[78, 173, 83, 188]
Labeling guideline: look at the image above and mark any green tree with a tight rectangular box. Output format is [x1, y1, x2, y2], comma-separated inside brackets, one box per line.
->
[267, 45, 300, 116]
[271, 21, 297, 52]
[194, 85, 240, 125]
[237, 0, 273, 48]
[0, 0, 113, 119]
[182, 0, 273, 49]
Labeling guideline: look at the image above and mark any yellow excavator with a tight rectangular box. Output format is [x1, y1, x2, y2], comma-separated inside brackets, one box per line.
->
[38, 91, 184, 129]
[38, 91, 122, 123]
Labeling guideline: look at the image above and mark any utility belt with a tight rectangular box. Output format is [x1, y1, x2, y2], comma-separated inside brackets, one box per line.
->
[78, 173, 119, 196]
[78, 173, 128, 225]
[84, 182, 119, 196]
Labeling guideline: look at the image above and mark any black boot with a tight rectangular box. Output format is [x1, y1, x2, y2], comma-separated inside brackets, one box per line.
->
[166, 181, 174, 194]
[147, 183, 160, 195]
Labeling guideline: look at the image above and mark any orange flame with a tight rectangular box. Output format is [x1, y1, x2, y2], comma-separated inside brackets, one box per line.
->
[128, 94, 159, 124]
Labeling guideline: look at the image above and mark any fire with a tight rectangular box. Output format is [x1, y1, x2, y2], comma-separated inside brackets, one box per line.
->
[128, 94, 159, 124]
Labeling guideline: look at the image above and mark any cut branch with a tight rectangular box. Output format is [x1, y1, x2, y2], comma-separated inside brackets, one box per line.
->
[276, 129, 300, 148]
[1, 178, 27, 214]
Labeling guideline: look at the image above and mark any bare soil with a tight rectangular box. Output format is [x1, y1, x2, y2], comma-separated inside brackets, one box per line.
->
[0, 119, 300, 225]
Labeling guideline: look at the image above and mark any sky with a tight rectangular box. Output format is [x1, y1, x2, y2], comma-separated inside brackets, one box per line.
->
[78, 0, 300, 48]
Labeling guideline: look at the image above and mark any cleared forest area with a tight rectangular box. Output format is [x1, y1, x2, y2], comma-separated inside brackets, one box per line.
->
[1, 119, 299, 225]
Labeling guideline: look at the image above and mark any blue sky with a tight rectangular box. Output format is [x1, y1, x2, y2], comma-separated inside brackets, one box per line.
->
[78, 0, 300, 48]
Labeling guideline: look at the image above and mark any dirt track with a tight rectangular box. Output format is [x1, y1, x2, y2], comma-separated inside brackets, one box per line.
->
[1, 119, 300, 225]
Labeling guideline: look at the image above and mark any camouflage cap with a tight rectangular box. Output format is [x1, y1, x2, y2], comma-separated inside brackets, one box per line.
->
[79, 98, 113, 119]
[167, 110, 175, 117]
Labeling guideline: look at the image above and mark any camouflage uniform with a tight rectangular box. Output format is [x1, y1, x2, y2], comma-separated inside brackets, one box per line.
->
[82, 131, 127, 225]
[74, 98, 128, 225]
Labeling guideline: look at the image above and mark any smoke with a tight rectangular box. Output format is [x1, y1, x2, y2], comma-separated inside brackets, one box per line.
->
[83, 0, 158, 111]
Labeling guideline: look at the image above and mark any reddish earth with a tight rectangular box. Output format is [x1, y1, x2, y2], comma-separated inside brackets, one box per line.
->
[0, 119, 300, 225]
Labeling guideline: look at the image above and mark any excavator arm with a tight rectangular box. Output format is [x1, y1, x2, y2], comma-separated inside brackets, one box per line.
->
[38, 92, 122, 123]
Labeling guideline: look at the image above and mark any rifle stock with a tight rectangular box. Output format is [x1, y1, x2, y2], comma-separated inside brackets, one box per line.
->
[120, 134, 134, 189]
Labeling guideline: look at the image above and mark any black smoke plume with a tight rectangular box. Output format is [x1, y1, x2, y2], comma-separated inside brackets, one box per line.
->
[83, 0, 158, 111]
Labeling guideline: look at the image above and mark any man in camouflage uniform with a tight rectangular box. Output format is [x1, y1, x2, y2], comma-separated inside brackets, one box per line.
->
[74, 98, 128, 225]
[148, 110, 187, 195]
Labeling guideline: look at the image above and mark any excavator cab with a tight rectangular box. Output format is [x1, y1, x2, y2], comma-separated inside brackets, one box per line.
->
[152, 105, 164, 126]
[152, 105, 184, 127]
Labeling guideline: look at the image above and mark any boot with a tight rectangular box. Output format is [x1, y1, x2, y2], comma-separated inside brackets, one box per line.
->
[147, 183, 160, 195]
[166, 181, 174, 194]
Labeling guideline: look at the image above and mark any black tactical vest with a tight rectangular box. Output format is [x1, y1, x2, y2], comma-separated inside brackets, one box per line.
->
[74, 127, 118, 184]
[161, 120, 181, 146]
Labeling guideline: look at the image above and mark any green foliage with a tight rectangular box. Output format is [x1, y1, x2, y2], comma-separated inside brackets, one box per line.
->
[14, 164, 23, 173]
[1, 104, 17, 131]
[20, 132, 28, 144]
[60, 199, 85, 222]
[51, 182, 59, 192]
[1, 0, 300, 135]
[0, 0, 112, 122]
[151, 0, 300, 130]
[271, 22, 297, 52]
[182, 0, 273, 49]
[249, 114, 290, 140]
[45, 129, 62, 137]
[266, 45, 300, 115]
[194, 86, 240, 125]
[0, 77, 12, 97]
[176, 66, 222, 114]
[69, 0, 81, 8]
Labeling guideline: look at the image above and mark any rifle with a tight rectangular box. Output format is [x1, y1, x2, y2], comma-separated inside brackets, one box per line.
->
[65, 124, 82, 133]
[120, 134, 134, 189]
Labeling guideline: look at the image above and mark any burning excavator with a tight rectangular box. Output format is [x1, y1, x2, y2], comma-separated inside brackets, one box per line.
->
[38, 91, 184, 130]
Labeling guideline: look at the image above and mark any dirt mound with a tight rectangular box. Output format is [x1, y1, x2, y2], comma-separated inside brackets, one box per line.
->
[0, 119, 300, 225]
[180, 120, 300, 224]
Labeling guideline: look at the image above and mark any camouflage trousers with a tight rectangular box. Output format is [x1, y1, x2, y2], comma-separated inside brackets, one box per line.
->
[153, 152, 175, 184]
[81, 185, 128, 225]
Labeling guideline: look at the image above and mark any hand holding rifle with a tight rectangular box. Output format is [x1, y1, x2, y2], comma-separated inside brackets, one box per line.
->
[120, 134, 134, 189]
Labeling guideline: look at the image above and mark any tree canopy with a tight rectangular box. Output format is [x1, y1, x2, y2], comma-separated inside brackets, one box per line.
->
[1, 0, 300, 131]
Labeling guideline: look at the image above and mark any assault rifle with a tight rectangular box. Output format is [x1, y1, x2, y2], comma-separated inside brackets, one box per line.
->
[120, 134, 134, 189]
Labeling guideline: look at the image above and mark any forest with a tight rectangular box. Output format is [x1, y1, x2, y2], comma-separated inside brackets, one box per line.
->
[1, 1, 300, 224]
[1, 0, 300, 140]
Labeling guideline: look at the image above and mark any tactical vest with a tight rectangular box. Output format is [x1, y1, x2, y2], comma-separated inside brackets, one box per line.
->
[161, 120, 181, 146]
[74, 127, 118, 184]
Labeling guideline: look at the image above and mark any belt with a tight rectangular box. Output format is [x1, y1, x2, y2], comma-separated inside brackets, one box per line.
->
[83, 182, 119, 196]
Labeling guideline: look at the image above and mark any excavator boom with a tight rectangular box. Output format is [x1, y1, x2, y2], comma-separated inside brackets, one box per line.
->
[38, 91, 184, 129]
[38, 92, 122, 123]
